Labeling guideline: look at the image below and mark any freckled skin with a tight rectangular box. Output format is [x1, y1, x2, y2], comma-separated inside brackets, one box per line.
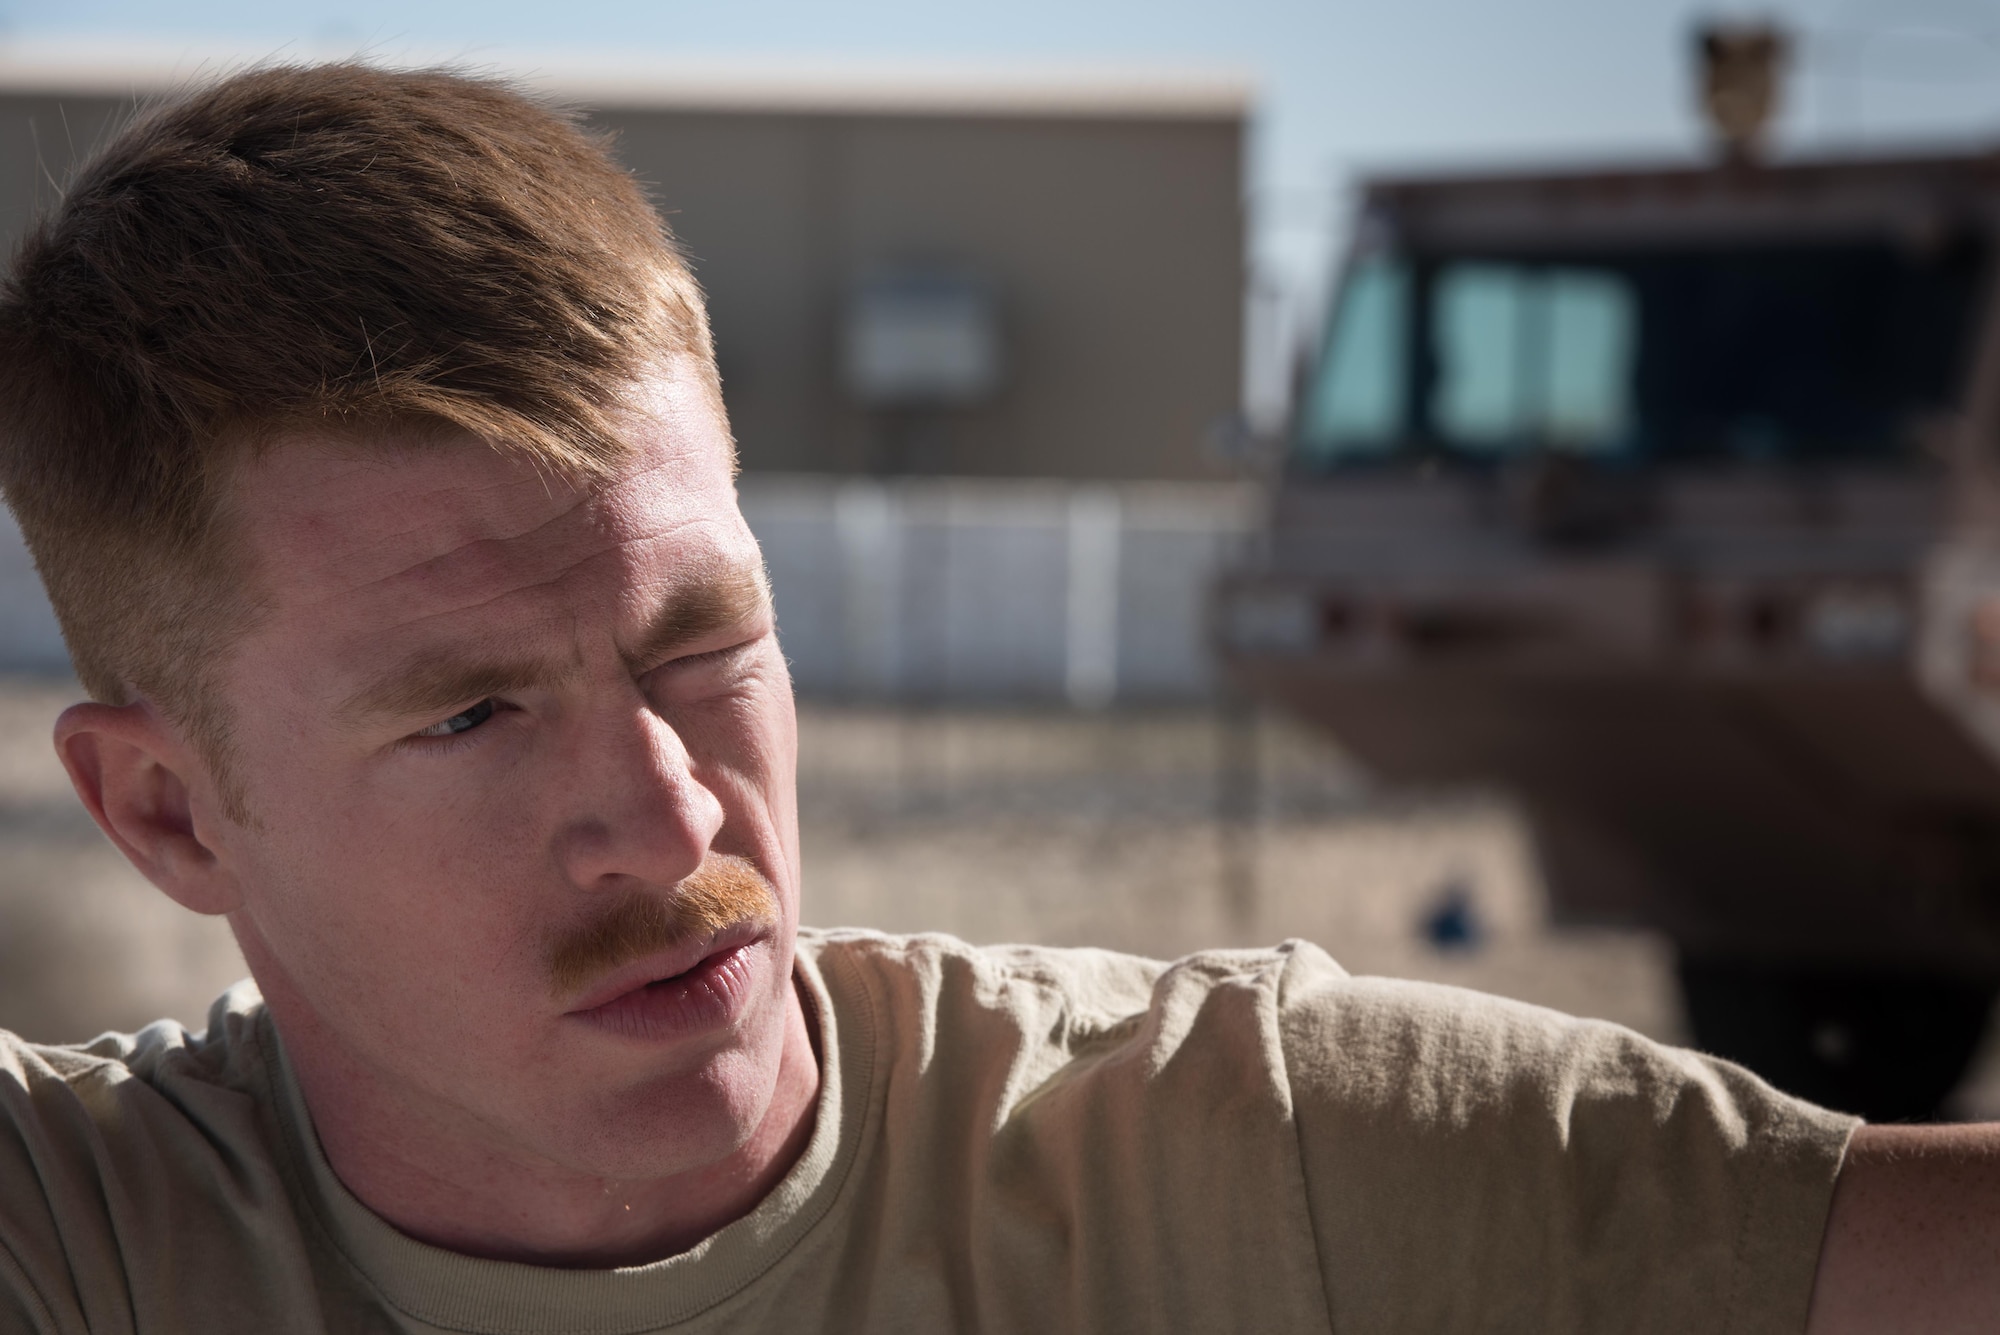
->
[178, 363, 818, 1265]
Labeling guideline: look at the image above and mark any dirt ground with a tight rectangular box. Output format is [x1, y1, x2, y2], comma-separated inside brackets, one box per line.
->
[6, 673, 1999, 1115]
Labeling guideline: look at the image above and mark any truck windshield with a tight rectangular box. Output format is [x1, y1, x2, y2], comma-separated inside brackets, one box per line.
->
[1295, 240, 1983, 470]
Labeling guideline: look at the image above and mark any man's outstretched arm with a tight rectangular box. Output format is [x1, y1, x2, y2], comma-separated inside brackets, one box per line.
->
[1807, 1124, 2000, 1333]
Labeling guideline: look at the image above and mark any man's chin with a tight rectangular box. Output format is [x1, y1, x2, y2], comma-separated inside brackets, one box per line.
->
[547, 1015, 796, 1183]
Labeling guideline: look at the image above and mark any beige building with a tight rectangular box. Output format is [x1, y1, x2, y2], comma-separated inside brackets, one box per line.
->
[0, 46, 1249, 481]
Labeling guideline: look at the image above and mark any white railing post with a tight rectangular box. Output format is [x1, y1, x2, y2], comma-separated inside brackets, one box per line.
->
[1065, 487, 1122, 709]
[835, 480, 902, 698]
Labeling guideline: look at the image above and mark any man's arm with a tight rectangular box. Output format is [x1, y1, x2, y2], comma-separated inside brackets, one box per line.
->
[1806, 1124, 2000, 1333]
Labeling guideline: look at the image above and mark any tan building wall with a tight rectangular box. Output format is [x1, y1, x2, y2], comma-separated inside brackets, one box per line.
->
[0, 58, 1247, 481]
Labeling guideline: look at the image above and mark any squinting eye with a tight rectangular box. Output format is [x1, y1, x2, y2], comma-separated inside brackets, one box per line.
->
[413, 698, 496, 739]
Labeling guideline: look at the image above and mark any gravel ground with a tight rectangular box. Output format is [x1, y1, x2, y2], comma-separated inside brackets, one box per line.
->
[6, 672, 1997, 1115]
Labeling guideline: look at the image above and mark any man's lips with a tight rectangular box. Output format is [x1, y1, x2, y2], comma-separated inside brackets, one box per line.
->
[562, 920, 771, 1016]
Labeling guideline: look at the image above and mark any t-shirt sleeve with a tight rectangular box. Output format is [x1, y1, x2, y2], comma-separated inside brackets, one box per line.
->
[0, 1013, 330, 1335]
[1275, 943, 1858, 1335]
[0, 1240, 64, 1335]
[0, 1038, 95, 1335]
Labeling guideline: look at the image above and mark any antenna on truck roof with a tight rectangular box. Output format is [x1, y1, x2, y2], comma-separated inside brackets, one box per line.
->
[1695, 19, 1789, 162]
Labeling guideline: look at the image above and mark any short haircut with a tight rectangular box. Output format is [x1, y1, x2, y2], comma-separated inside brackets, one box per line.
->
[0, 63, 716, 811]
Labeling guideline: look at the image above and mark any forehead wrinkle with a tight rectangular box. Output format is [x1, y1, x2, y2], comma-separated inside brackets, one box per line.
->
[358, 575, 583, 650]
[301, 439, 707, 617]
[248, 442, 594, 583]
[301, 487, 600, 613]
[258, 429, 698, 620]
[375, 483, 588, 570]
[374, 506, 735, 633]
[319, 502, 715, 665]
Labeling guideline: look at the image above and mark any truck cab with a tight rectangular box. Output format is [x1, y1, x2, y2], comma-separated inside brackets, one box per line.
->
[1221, 150, 2000, 1119]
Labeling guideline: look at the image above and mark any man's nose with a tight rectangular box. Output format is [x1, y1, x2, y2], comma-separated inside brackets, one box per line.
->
[552, 695, 724, 893]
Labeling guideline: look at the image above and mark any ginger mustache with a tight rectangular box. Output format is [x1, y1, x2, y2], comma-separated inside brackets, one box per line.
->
[544, 854, 778, 1002]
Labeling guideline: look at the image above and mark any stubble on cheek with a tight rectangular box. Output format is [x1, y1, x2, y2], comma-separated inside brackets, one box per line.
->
[543, 853, 779, 1001]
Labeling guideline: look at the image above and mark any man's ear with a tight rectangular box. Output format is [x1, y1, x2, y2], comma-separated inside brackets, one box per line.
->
[53, 701, 243, 916]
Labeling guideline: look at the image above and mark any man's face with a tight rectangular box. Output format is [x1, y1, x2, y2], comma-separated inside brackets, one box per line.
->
[208, 361, 801, 1181]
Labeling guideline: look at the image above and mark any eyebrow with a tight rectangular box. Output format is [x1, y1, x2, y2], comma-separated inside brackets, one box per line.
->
[620, 558, 773, 673]
[336, 559, 773, 730]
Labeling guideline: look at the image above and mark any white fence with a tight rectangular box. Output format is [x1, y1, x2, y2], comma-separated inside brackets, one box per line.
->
[0, 476, 1260, 703]
[744, 477, 1258, 703]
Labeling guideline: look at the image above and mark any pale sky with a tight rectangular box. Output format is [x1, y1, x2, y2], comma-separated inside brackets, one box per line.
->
[17, 0, 2000, 385]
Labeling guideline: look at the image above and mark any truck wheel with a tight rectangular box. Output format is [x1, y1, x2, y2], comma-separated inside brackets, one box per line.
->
[1676, 958, 1997, 1122]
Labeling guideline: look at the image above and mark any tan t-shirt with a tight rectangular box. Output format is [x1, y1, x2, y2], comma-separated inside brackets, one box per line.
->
[0, 930, 1856, 1334]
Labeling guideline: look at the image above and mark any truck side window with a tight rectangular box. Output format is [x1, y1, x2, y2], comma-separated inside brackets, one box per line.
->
[1545, 269, 1637, 447]
[1434, 264, 1528, 448]
[1297, 257, 1408, 464]
[1433, 262, 1637, 455]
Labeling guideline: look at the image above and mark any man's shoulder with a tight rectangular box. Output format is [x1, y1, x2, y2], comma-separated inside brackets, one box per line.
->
[0, 981, 278, 1225]
[800, 925, 1172, 1011]
[797, 927, 1352, 1110]
[799, 926, 1344, 1028]
[1, 981, 269, 1109]
[0, 983, 305, 1331]
[789, 930, 1342, 1322]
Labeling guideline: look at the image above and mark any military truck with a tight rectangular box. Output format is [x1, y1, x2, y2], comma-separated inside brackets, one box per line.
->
[1218, 134, 2000, 1120]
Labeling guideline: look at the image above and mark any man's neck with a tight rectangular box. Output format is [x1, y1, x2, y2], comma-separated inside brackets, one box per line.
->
[260, 964, 823, 1268]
